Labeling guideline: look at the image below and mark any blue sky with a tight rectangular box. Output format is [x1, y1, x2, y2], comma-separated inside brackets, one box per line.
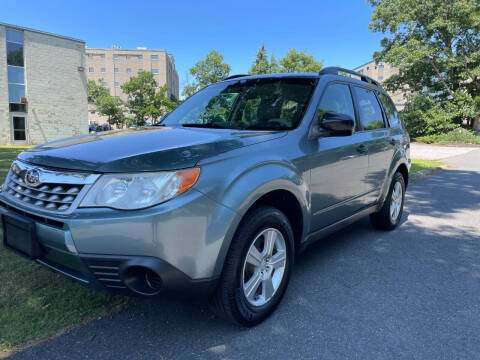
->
[1, 0, 384, 91]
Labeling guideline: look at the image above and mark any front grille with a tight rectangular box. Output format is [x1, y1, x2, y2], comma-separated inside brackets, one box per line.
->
[82, 257, 127, 290]
[6, 173, 83, 212]
[2, 160, 99, 214]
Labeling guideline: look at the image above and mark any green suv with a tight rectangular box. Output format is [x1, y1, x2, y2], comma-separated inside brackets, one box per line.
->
[1, 67, 410, 326]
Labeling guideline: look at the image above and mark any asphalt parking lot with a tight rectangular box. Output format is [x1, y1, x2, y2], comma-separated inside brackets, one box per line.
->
[11, 149, 480, 360]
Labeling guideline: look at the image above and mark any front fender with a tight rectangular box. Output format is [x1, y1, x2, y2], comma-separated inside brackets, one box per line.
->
[196, 159, 310, 276]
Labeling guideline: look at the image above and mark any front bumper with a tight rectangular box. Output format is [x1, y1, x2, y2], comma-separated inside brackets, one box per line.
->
[0, 187, 238, 297]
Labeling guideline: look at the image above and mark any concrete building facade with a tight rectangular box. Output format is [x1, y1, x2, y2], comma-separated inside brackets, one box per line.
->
[354, 61, 408, 110]
[85, 47, 179, 124]
[0, 23, 88, 145]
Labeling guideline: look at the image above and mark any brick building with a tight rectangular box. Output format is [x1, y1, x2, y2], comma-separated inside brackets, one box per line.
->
[85, 47, 179, 124]
[354, 61, 408, 110]
[0, 22, 88, 145]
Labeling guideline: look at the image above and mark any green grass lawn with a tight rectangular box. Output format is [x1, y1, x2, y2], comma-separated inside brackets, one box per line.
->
[0, 148, 132, 353]
[410, 159, 444, 174]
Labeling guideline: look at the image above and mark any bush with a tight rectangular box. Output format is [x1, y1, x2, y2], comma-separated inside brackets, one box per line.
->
[401, 95, 461, 137]
[415, 128, 480, 145]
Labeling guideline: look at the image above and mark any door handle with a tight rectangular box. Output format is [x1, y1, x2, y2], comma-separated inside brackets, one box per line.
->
[356, 144, 367, 153]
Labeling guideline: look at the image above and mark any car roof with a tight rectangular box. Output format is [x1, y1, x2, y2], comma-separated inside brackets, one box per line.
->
[220, 67, 387, 94]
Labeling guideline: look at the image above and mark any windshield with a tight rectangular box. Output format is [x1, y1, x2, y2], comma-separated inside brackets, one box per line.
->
[162, 77, 317, 130]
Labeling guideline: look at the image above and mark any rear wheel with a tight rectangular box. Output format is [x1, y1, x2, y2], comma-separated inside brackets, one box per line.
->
[210, 206, 294, 326]
[370, 171, 405, 230]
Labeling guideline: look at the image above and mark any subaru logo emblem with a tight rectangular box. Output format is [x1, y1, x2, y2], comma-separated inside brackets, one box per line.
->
[25, 169, 41, 187]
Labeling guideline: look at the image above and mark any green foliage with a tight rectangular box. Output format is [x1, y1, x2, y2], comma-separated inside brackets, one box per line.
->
[96, 95, 124, 127]
[87, 79, 110, 104]
[415, 128, 480, 144]
[402, 91, 480, 137]
[182, 50, 231, 98]
[121, 72, 178, 126]
[369, 0, 480, 132]
[278, 49, 323, 73]
[249, 45, 279, 75]
[369, 0, 480, 98]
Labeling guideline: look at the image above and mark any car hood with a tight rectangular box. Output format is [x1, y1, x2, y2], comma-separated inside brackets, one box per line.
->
[18, 126, 286, 172]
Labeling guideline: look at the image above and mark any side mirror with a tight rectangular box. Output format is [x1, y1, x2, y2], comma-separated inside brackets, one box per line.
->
[309, 112, 355, 139]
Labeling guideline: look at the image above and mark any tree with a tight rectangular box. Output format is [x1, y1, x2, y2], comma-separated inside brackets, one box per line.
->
[368, 0, 480, 130]
[249, 45, 280, 75]
[87, 79, 110, 104]
[182, 50, 231, 98]
[278, 49, 323, 73]
[121, 71, 157, 126]
[121, 71, 179, 126]
[96, 95, 125, 127]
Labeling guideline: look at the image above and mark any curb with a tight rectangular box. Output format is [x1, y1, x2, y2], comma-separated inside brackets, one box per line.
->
[409, 166, 444, 183]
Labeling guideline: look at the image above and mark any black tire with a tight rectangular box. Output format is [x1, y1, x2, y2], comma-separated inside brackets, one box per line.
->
[210, 206, 294, 326]
[370, 171, 406, 230]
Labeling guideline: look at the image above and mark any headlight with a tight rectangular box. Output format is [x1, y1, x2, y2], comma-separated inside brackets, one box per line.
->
[80, 168, 200, 210]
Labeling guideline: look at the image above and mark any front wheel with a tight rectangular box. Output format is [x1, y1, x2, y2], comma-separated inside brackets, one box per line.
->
[210, 206, 294, 326]
[370, 171, 406, 230]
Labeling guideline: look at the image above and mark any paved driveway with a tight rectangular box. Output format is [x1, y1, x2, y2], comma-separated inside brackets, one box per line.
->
[410, 142, 479, 160]
[11, 150, 480, 360]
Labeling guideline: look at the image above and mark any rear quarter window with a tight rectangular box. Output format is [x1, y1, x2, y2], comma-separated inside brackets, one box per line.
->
[379, 92, 401, 128]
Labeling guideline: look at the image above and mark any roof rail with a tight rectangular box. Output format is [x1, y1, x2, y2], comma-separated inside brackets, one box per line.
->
[319, 67, 379, 86]
[223, 74, 249, 80]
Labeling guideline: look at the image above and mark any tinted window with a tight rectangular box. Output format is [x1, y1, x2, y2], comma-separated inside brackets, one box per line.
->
[378, 92, 400, 127]
[317, 83, 355, 124]
[353, 87, 385, 130]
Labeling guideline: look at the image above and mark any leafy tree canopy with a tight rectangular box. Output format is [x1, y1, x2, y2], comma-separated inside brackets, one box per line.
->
[182, 50, 231, 98]
[369, 0, 480, 99]
[96, 95, 124, 127]
[278, 49, 323, 73]
[87, 79, 110, 104]
[122, 71, 179, 126]
[249, 45, 279, 75]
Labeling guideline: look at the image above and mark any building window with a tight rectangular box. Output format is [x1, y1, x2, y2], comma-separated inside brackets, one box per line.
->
[6, 29, 26, 106]
[12, 115, 27, 141]
[138, 55, 143, 59]
[378, 64, 384, 69]
[101, 82, 107, 86]
[101, 54, 105, 59]
[152, 69, 159, 74]
[87, 53, 93, 58]
[151, 55, 158, 60]
[101, 67, 106, 73]
[126, 68, 131, 73]
[114, 68, 119, 73]
[89, 67, 94, 72]
[9, 103, 27, 112]
[126, 55, 131, 59]
[138, 68, 143, 72]
[366, 66, 369, 70]
[113, 54, 118, 59]
[114, 82, 119, 87]
[378, 76, 384, 80]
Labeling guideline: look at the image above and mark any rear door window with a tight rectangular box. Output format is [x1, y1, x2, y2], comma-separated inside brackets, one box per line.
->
[352, 86, 385, 131]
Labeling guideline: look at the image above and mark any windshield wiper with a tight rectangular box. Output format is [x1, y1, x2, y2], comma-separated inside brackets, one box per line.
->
[181, 123, 228, 129]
